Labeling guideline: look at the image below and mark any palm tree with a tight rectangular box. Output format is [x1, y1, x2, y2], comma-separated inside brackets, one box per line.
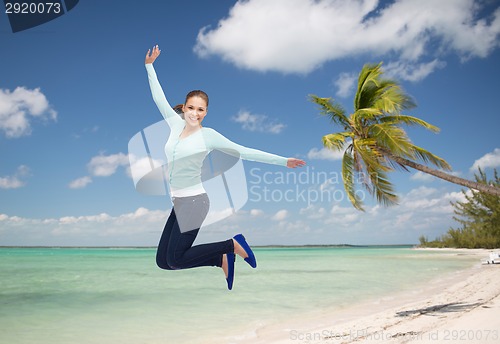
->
[310, 62, 500, 211]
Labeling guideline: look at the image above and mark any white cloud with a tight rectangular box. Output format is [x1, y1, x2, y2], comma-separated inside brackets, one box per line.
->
[0, 183, 472, 246]
[0, 207, 167, 246]
[218, 185, 470, 244]
[0, 165, 30, 189]
[231, 110, 285, 134]
[194, 0, 500, 77]
[72, 125, 100, 140]
[126, 155, 165, 182]
[204, 207, 235, 227]
[250, 209, 264, 216]
[70, 152, 133, 190]
[470, 148, 500, 172]
[68, 176, 92, 189]
[272, 209, 289, 221]
[384, 59, 447, 82]
[0, 87, 57, 138]
[405, 186, 437, 199]
[88, 153, 130, 177]
[335, 72, 357, 98]
[397, 186, 464, 214]
[307, 147, 344, 161]
[299, 204, 326, 220]
[410, 171, 436, 182]
[293, 185, 468, 241]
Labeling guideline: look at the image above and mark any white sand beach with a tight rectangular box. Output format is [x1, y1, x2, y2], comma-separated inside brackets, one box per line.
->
[230, 248, 500, 344]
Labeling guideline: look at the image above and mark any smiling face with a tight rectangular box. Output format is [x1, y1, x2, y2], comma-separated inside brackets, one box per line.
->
[182, 96, 208, 128]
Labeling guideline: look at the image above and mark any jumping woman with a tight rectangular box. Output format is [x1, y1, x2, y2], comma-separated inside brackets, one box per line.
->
[145, 45, 305, 290]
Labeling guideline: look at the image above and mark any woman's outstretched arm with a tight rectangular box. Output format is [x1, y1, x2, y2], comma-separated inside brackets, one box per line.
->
[145, 45, 183, 126]
[205, 128, 305, 169]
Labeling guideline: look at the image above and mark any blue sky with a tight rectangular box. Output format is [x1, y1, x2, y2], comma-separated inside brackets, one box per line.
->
[1, 0, 499, 246]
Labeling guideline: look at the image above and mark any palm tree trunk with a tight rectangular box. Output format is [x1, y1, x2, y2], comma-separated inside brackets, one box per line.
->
[388, 154, 500, 196]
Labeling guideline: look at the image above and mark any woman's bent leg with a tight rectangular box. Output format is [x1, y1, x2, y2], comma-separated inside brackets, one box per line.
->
[156, 209, 176, 270]
[166, 220, 234, 269]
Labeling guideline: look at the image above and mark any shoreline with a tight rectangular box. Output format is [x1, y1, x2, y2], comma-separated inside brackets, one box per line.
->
[221, 248, 500, 344]
[0, 244, 415, 248]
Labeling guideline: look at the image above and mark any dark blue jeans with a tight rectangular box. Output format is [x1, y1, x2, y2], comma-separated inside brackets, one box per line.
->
[156, 194, 234, 270]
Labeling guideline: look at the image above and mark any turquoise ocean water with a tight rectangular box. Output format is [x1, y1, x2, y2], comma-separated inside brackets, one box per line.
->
[0, 246, 478, 344]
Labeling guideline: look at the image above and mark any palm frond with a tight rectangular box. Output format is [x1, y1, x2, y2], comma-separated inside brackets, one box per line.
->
[353, 108, 383, 119]
[380, 115, 440, 133]
[309, 95, 350, 129]
[355, 139, 393, 174]
[322, 132, 352, 151]
[373, 83, 416, 114]
[411, 145, 452, 171]
[355, 63, 383, 111]
[366, 167, 399, 207]
[369, 123, 414, 158]
[342, 148, 364, 211]
[351, 108, 383, 133]
[352, 139, 399, 207]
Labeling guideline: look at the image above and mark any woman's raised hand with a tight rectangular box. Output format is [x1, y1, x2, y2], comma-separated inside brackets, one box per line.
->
[286, 158, 306, 169]
[145, 45, 161, 64]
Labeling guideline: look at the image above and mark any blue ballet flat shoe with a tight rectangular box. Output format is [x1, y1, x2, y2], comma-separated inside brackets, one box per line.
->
[233, 234, 257, 268]
[226, 253, 235, 290]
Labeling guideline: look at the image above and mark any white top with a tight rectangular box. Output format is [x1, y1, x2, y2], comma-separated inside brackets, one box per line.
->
[146, 63, 288, 197]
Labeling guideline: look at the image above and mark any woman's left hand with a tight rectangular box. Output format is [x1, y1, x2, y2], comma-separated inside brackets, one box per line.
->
[145, 45, 161, 64]
[286, 158, 306, 168]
